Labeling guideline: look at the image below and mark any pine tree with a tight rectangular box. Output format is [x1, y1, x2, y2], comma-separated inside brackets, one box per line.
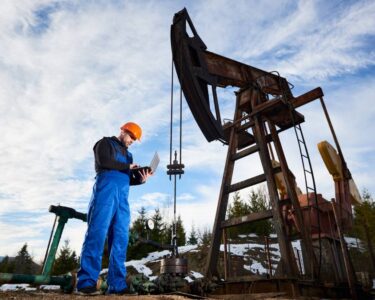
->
[226, 189, 274, 238]
[0, 256, 14, 273]
[227, 192, 251, 237]
[163, 223, 173, 245]
[228, 192, 250, 217]
[176, 215, 186, 246]
[131, 206, 148, 237]
[247, 188, 274, 236]
[351, 190, 375, 272]
[162, 215, 187, 246]
[198, 227, 212, 246]
[127, 207, 164, 260]
[52, 240, 79, 275]
[187, 224, 198, 245]
[127, 206, 149, 260]
[150, 208, 164, 243]
[13, 243, 34, 274]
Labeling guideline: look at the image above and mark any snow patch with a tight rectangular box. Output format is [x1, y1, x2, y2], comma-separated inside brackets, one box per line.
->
[124, 245, 198, 278]
[0, 284, 37, 291]
[40, 285, 61, 290]
[190, 271, 204, 279]
[185, 270, 204, 283]
[244, 261, 267, 274]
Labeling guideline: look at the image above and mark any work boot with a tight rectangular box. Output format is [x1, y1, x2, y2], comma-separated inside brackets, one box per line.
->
[76, 285, 101, 296]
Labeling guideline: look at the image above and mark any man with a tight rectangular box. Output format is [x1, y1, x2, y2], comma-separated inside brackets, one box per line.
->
[77, 122, 152, 295]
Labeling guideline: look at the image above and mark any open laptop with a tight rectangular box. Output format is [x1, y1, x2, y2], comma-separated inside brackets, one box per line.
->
[132, 152, 160, 173]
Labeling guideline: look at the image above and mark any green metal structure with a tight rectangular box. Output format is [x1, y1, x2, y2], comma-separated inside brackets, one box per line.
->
[0, 205, 87, 292]
[41, 205, 87, 276]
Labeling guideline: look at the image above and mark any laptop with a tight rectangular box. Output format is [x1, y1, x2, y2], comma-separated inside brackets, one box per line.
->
[132, 152, 160, 173]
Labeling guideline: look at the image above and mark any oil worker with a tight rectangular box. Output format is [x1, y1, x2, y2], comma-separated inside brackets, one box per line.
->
[77, 122, 152, 295]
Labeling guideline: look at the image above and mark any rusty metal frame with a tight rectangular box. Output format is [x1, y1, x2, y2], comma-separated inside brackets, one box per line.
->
[170, 8, 363, 299]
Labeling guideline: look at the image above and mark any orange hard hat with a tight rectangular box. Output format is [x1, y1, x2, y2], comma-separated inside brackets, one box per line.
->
[121, 122, 142, 141]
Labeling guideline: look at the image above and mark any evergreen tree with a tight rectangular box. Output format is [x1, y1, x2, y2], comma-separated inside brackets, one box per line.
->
[127, 207, 166, 260]
[0, 256, 14, 273]
[228, 192, 250, 217]
[176, 215, 186, 246]
[13, 243, 34, 274]
[163, 223, 173, 245]
[127, 206, 149, 260]
[150, 208, 164, 243]
[227, 192, 251, 237]
[247, 189, 274, 236]
[351, 190, 375, 272]
[187, 224, 198, 245]
[226, 189, 274, 238]
[163, 215, 186, 246]
[198, 227, 212, 246]
[52, 240, 79, 275]
[131, 206, 147, 237]
[0, 256, 9, 272]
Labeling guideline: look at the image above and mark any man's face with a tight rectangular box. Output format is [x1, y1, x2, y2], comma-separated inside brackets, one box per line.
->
[121, 131, 135, 147]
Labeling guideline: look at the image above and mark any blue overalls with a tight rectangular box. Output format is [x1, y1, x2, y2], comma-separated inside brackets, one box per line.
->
[77, 139, 133, 293]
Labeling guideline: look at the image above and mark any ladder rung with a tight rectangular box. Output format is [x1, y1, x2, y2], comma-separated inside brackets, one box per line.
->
[301, 154, 308, 159]
[304, 170, 312, 174]
[226, 166, 281, 194]
[297, 138, 304, 143]
[231, 145, 259, 161]
[226, 174, 266, 194]
[307, 187, 315, 191]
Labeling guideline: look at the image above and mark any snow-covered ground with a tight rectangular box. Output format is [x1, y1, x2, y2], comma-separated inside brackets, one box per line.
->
[0, 283, 61, 292]
[0, 283, 37, 291]
[125, 246, 196, 278]
[101, 245, 200, 281]
[0, 236, 369, 292]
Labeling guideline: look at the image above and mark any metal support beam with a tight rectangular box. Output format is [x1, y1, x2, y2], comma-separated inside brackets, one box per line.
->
[205, 95, 242, 278]
[221, 210, 273, 229]
[268, 123, 318, 279]
[253, 116, 300, 277]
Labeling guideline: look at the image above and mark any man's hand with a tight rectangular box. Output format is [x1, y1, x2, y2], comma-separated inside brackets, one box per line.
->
[139, 168, 153, 183]
[130, 163, 139, 169]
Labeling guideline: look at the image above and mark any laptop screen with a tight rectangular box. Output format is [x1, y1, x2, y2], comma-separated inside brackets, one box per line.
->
[150, 152, 160, 173]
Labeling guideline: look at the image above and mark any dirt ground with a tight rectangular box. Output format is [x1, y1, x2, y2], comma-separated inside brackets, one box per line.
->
[0, 291, 303, 300]
[0, 292, 206, 300]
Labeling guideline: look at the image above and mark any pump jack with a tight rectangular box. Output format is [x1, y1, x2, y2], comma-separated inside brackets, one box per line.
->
[171, 8, 366, 299]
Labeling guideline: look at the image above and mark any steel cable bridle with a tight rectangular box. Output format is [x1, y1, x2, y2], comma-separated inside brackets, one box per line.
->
[168, 57, 184, 256]
[169, 59, 174, 179]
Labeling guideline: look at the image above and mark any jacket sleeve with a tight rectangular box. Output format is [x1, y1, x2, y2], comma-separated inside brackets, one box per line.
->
[130, 170, 145, 186]
[94, 138, 131, 171]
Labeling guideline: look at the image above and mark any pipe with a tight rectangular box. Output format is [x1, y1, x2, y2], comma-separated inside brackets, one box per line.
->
[0, 272, 73, 291]
[41, 216, 68, 276]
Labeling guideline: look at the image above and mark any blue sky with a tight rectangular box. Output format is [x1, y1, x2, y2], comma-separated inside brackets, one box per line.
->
[0, 0, 374, 261]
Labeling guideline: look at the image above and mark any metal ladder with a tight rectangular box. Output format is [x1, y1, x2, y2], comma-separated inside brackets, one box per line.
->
[293, 122, 322, 278]
[277, 72, 322, 279]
